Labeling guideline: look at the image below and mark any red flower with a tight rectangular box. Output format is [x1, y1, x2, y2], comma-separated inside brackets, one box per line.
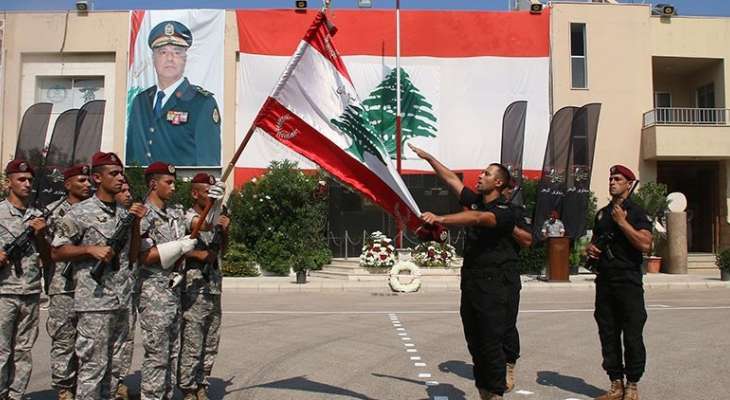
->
[380, 254, 388, 260]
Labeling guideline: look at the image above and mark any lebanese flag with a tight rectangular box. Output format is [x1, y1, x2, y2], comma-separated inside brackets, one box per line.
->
[251, 11, 422, 231]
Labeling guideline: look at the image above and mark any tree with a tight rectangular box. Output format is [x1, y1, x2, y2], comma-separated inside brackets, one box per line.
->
[361, 67, 438, 158]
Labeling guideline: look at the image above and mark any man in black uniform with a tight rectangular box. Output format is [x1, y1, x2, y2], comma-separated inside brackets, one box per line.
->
[501, 182, 532, 393]
[411, 144, 517, 400]
[586, 165, 652, 400]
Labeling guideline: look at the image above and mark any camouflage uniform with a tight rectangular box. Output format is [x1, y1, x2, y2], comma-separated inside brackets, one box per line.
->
[113, 265, 140, 391]
[138, 201, 186, 400]
[52, 196, 134, 400]
[0, 200, 44, 400]
[45, 198, 78, 392]
[178, 209, 222, 393]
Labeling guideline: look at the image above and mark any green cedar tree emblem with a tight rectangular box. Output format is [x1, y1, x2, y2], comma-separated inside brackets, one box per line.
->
[331, 67, 438, 163]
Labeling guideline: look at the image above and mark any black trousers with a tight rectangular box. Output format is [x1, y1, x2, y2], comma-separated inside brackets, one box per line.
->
[594, 272, 647, 382]
[460, 272, 508, 395]
[503, 270, 521, 364]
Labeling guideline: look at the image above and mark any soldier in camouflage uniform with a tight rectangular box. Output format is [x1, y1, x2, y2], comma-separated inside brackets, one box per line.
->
[137, 162, 197, 400]
[0, 159, 52, 400]
[45, 164, 92, 400]
[52, 153, 146, 400]
[112, 177, 136, 400]
[179, 173, 228, 400]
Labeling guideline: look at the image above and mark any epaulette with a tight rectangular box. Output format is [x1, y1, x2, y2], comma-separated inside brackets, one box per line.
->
[193, 85, 214, 97]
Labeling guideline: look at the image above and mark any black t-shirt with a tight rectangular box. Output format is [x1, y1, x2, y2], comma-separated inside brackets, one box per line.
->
[592, 198, 652, 272]
[508, 203, 531, 253]
[459, 188, 519, 270]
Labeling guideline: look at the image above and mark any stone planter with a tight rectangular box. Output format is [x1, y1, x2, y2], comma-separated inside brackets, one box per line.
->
[646, 256, 662, 273]
[295, 270, 307, 284]
[721, 269, 730, 282]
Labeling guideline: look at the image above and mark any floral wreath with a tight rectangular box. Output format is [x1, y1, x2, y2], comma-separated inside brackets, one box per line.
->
[411, 241, 456, 268]
[359, 231, 396, 268]
[389, 261, 421, 293]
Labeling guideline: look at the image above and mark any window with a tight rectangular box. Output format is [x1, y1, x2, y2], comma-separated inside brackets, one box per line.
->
[654, 92, 672, 108]
[570, 23, 587, 89]
[36, 76, 105, 116]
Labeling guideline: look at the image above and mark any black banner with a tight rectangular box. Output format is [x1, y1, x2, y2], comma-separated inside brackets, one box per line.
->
[500, 100, 528, 205]
[39, 109, 80, 207]
[563, 103, 601, 239]
[14, 103, 52, 165]
[73, 100, 105, 164]
[532, 106, 577, 243]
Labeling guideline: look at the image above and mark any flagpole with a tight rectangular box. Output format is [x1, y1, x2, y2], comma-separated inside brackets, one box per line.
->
[190, 124, 256, 238]
[395, 0, 404, 248]
[395, 0, 402, 174]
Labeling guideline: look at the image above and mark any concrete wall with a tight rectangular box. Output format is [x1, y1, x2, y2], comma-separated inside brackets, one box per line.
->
[551, 3, 655, 202]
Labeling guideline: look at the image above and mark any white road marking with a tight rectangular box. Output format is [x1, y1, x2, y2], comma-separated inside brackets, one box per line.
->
[398, 333, 407, 336]
[414, 362, 426, 367]
[397, 328, 406, 331]
[410, 356, 421, 360]
[515, 389, 534, 395]
[402, 337, 411, 341]
[405, 343, 415, 347]
[406, 349, 418, 353]
[418, 373, 431, 378]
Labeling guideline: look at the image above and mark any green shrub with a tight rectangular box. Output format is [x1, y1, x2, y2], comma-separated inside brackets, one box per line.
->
[221, 242, 260, 277]
[632, 181, 669, 256]
[716, 248, 730, 272]
[228, 160, 331, 275]
[519, 245, 546, 274]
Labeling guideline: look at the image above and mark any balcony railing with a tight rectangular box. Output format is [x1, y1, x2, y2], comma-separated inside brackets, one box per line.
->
[643, 107, 729, 128]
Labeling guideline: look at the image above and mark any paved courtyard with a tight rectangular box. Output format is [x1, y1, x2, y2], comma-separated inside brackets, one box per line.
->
[25, 286, 730, 399]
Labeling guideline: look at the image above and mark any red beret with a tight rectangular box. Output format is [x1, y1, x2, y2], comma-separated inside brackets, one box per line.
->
[144, 161, 176, 176]
[415, 222, 448, 243]
[191, 172, 215, 185]
[5, 159, 34, 176]
[609, 164, 636, 181]
[91, 152, 123, 168]
[63, 164, 90, 180]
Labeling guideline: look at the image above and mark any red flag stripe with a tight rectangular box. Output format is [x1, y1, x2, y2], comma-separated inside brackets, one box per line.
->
[302, 12, 353, 84]
[128, 10, 145, 68]
[236, 9, 550, 58]
[255, 97, 422, 231]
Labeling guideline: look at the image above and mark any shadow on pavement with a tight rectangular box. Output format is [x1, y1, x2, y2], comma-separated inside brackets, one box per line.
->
[372, 372, 467, 400]
[438, 360, 474, 380]
[238, 375, 374, 399]
[536, 370, 604, 398]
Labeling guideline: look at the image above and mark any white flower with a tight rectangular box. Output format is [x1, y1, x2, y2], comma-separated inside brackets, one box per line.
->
[265, 195, 271, 200]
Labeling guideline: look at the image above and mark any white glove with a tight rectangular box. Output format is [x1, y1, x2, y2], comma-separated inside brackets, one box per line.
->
[157, 236, 198, 269]
[205, 198, 223, 226]
[208, 181, 226, 200]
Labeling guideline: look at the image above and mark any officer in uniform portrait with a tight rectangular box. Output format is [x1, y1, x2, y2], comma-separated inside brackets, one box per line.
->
[126, 20, 221, 167]
[586, 165, 652, 400]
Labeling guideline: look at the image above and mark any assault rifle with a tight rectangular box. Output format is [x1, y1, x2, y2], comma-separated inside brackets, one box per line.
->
[89, 213, 136, 285]
[2, 200, 64, 277]
[584, 179, 639, 273]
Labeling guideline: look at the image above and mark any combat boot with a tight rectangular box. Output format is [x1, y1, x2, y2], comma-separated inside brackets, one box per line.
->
[594, 379, 624, 400]
[182, 390, 197, 400]
[196, 385, 209, 400]
[505, 363, 516, 392]
[57, 388, 74, 400]
[478, 388, 503, 400]
[623, 381, 639, 400]
[114, 383, 129, 400]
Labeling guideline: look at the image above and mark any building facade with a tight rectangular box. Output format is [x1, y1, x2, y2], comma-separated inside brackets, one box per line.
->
[1, 2, 729, 253]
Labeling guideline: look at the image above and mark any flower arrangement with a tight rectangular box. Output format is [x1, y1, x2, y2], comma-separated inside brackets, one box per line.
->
[360, 231, 397, 268]
[411, 241, 456, 268]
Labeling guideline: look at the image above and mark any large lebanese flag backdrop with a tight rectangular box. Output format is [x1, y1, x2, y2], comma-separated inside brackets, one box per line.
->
[235, 9, 550, 190]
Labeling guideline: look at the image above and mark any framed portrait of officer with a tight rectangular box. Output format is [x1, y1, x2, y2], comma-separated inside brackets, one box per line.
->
[126, 10, 224, 167]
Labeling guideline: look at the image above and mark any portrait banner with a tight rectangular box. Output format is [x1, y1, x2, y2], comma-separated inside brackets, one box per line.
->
[126, 9, 224, 167]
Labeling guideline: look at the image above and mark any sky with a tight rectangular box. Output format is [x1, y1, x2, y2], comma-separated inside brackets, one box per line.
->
[2, 0, 730, 17]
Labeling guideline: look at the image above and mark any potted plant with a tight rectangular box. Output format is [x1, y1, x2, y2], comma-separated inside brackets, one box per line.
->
[631, 182, 669, 273]
[716, 248, 730, 282]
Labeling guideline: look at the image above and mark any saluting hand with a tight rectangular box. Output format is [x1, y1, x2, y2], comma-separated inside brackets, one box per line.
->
[408, 143, 432, 161]
[129, 203, 147, 219]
